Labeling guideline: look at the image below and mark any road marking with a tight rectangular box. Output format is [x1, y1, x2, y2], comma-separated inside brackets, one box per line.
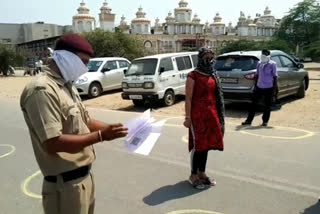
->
[112, 147, 320, 198]
[166, 121, 315, 140]
[88, 107, 315, 140]
[0, 144, 16, 159]
[182, 135, 188, 143]
[239, 126, 315, 140]
[167, 210, 224, 214]
[21, 170, 42, 199]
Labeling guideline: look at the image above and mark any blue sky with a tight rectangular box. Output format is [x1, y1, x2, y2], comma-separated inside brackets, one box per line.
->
[0, 0, 304, 26]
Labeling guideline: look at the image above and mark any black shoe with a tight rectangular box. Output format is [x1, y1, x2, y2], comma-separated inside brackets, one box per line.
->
[241, 121, 251, 125]
[261, 122, 268, 127]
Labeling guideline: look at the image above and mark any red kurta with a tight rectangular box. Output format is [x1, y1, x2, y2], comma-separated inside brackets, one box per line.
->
[188, 71, 224, 152]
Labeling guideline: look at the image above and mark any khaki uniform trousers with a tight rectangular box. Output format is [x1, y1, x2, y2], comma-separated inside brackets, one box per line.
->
[42, 172, 95, 214]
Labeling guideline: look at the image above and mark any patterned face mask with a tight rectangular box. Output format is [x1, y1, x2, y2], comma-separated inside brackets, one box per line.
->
[197, 47, 215, 74]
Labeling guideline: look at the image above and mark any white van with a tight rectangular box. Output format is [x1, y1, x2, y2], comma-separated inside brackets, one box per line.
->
[74, 57, 130, 98]
[121, 52, 198, 106]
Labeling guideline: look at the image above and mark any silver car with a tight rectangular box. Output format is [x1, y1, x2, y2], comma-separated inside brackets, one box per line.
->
[214, 50, 309, 102]
[74, 57, 131, 98]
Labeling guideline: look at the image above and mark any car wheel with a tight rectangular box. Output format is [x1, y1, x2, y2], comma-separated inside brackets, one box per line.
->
[88, 82, 102, 98]
[296, 80, 306, 98]
[162, 90, 175, 106]
[132, 99, 145, 107]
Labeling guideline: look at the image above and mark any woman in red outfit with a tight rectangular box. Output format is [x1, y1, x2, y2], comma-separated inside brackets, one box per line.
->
[184, 47, 225, 189]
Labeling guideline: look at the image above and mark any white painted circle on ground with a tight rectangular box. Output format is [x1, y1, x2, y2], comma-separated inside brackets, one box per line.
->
[239, 125, 314, 140]
[182, 135, 188, 143]
[167, 209, 224, 214]
[0, 144, 16, 158]
[21, 170, 42, 199]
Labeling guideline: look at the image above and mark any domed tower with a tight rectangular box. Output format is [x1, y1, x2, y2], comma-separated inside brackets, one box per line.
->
[153, 17, 163, 34]
[72, 0, 96, 33]
[211, 13, 226, 35]
[99, 0, 115, 32]
[175, 0, 192, 23]
[119, 15, 130, 34]
[131, 6, 151, 34]
[237, 11, 248, 36]
[260, 6, 276, 27]
[192, 14, 201, 24]
[247, 15, 257, 36]
[257, 6, 278, 37]
[164, 11, 176, 34]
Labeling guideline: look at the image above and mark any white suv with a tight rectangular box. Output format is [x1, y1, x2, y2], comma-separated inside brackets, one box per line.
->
[74, 57, 130, 98]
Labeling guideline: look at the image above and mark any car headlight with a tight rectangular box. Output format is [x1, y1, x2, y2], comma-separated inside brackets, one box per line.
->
[76, 76, 88, 84]
[122, 82, 129, 89]
[143, 82, 155, 89]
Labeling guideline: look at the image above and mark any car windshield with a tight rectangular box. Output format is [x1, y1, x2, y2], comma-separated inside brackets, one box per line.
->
[125, 59, 158, 76]
[87, 60, 103, 72]
[215, 55, 258, 71]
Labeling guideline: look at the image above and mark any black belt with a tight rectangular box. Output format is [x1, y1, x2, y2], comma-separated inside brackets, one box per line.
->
[44, 165, 90, 183]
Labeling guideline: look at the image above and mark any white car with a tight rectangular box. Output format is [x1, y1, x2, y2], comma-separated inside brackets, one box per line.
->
[74, 57, 130, 98]
[121, 52, 198, 106]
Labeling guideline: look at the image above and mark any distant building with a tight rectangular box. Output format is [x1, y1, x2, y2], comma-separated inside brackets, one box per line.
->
[0, 22, 70, 45]
[210, 13, 226, 36]
[163, 0, 204, 35]
[99, 0, 115, 32]
[72, 0, 96, 33]
[17, 35, 61, 64]
[119, 15, 130, 34]
[236, 7, 279, 37]
[131, 6, 151, 35]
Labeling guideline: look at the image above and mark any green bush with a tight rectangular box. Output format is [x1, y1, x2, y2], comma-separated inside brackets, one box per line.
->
[82, 30, 145, 61]
[0, 44, 25, 76]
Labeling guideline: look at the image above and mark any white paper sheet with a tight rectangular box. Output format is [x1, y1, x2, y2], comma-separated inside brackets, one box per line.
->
[124, 110, 166, 156]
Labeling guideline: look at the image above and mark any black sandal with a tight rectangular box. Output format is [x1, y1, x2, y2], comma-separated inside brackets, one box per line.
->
[188, 178, 205, 190]
[201, 177, 216, 186]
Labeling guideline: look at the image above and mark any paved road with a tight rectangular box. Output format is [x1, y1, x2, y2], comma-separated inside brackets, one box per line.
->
[1, 98, 320, 214]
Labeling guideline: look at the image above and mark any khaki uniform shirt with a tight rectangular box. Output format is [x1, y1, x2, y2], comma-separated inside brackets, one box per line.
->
[20, 64, 95, 176]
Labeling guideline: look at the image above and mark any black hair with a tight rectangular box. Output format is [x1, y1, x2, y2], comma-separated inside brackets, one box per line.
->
[262, 49, 270, 56]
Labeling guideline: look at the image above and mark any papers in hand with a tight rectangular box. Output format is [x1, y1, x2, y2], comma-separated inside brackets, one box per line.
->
[124, 109, 165, 156]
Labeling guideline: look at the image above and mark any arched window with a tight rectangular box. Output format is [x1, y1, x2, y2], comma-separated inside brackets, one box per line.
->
[86, 21, 92, 31]
[78, 21, 83, 32]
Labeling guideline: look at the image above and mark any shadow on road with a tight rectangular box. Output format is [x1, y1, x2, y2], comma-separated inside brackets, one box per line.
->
[143, 180, 205, 206]
[301, 201, 320, 214]
[116, 95, 186, 113]
[235, 125, 275, 131]
[80, 89, 122, 101]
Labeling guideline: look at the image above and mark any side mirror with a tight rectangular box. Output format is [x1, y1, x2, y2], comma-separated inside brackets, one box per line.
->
[297, 63, 304, 69]
[123, 69, 127, 74]
[159, 67, 165, 74]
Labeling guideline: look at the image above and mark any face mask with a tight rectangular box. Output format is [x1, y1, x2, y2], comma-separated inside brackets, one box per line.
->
[53, 50, 88, 82]
[261, 55, 270, 63]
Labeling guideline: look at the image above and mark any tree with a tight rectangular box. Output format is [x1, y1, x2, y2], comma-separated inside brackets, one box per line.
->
[276, 0, 320, 56]
[0, 44, 24, 76]
[82, 30, 146, 61]
[304, 41, 320, 61]
[220, 38, 292, 54]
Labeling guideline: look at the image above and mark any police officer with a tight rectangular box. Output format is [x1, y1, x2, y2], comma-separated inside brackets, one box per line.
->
[20, 34, 128, 214]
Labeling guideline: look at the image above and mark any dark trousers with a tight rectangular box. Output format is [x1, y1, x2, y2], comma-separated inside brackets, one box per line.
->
[191, 150, 208, 174]
[246, 87, 274, 123]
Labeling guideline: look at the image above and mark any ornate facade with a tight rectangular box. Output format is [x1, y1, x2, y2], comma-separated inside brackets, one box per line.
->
[163, 0, 204, 35]
[236, 7, 279, 37]
[99, 0, 115, 32]
[70, 0, 281, 54]
[72, 1, 96, 33]
[131, 7, 151, 34]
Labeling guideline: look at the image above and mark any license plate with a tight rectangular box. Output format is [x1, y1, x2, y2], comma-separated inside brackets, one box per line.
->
[221, 78, 238, 84]
[129, 95, 143, 100]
